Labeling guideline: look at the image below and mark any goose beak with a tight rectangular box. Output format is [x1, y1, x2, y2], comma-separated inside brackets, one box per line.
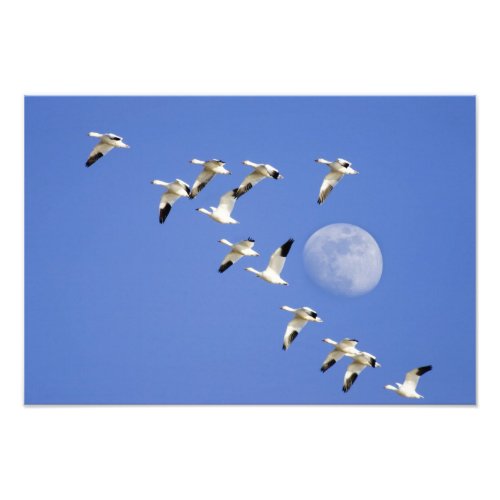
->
[316, 318, 323, 323]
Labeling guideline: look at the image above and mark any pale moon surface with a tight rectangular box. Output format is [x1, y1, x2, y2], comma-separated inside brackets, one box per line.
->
[303, 223, 383, 297]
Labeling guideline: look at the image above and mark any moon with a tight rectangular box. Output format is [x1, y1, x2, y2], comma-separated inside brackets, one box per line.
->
[303, 223, 383, 297]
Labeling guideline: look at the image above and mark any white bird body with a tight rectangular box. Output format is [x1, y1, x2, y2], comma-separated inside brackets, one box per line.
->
[320, 338, 361, 372]
[385, 365, 432, 399]
[86, 132, 130, 167]
[234, 160, 284, 198]
[315, 157, 359, 204]
[281, 306, 323, 350]
[245, 238, 294, 285]
[189, 159, 231, 198]
[218, 238, 259, 273]
[320, 338, 380, 392]
[342, 351, 381, 393]
[151, 179, 191, 223]
[196, 189, 239, 224]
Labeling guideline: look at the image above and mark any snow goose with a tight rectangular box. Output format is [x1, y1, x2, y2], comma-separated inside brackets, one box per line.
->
[218, 237, 260, 273]
[342, 351, 381, 393]
[234, 160, 284, 198]
[189, 159, 231, 199]
[85, 132, 130, 167]
[320, 338, 361, 372]
[196, 188, 239, 224]
[280, 306, 323, 350]
[384, 365, 432, 399]
[151, 179, 191, 223]
[315, 158, 359, 204]
[245, 238, 294, 285]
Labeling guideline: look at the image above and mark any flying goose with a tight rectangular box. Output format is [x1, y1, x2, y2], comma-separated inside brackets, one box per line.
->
[234, 160, 284, 198]
[151, 179, 191, 223]
[280, 306, 323, 350]
[85, 132, 130, 167]
[315, 158, 359, 204]
[245, 238, 294, 285]
[384, 365, 432, 399]
[189, 159, 231, 199]
[218, 237, 260, 273]
[342, 351, 381, 393]
[320, 338, 361, 373]
[196, 189, 239, 224]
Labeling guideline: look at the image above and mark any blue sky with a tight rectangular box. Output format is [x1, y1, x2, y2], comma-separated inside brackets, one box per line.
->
[25, 96, 475, 404]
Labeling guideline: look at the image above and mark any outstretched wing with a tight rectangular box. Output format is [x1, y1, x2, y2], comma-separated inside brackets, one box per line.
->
[218, 251, 244, 273]
[158, 191, 181, 224]
[342, 361, 368, 393]
[317, 171, 344, 204]
[217, 189, 238, 216]
[86, 142, 114, 167]
[234, 171, 266, 198]
[320, 349, 345, 373]
[282, 317, 307, 351]
[190, 169, 216, 198]
[267, 238, 294, 275]
[402, 365, 432, 392]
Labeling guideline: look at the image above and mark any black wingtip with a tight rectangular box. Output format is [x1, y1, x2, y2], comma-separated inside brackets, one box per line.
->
[218, 261, 233, 273]
[159, 204, 172, 224]
[247, 237, 255, 242]
[321, 359, 336, 373]
[416, 365, 432, 376]
[342, 373, 358, 393]
[280, 238, 295, 257]
[85, 152, 103, 167]
[234, 184, 252, 199]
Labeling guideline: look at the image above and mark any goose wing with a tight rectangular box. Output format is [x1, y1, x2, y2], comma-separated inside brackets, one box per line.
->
[237, 238, 255, 249]
[190, 169, 216, 198]
[86, 142, 114, 167]
[320, 349, 346, 373]
[337, 338, 359, 350]
[301, 307, 318, 319]
[158, 191, 181, 224]
[267, 238, 294, 275]
[317, 171, 344, 204]
[217, 189, 238, 215]
[234, 171, 266, 198]
[401, 365, 432, 392]
[218, 251, 244, 273]
[282, 317, 307, 351]
[342, 361, 368, 393]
